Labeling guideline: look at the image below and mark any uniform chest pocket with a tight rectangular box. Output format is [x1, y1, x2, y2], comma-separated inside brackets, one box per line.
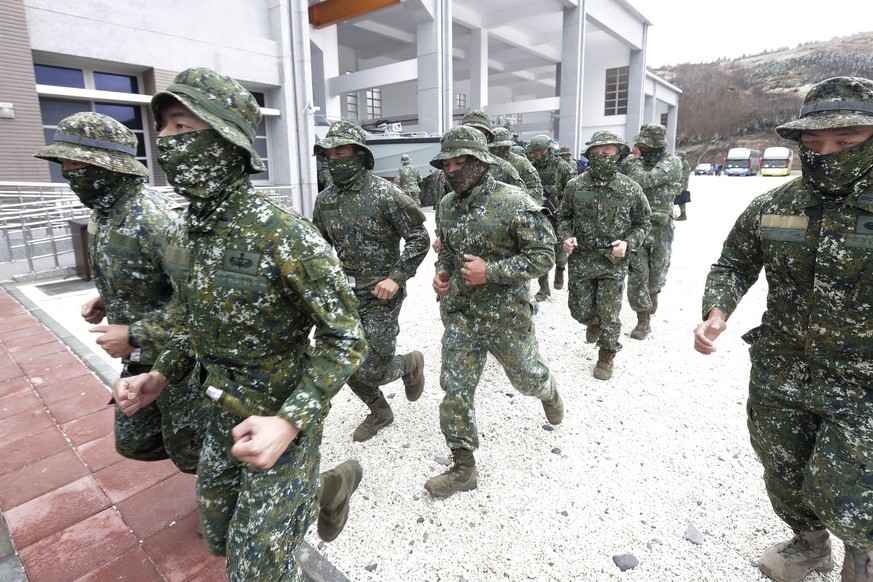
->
[105, 232, 142, 261]
[164, 245, 191, 282]
[760, 214, 808, 242]
[573, 190, 596, 205]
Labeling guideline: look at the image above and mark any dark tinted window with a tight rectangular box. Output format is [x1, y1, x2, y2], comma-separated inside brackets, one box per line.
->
[34, 65, 85, 88]
[94, 72, 138, 93]
[40, 99, 88, 125]
[95, 103, 143, 129]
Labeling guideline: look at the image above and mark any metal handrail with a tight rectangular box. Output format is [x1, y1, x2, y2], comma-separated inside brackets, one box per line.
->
[0, 181, 300, 274]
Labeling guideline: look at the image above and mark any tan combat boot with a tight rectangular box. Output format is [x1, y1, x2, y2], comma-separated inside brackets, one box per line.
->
[535, 275, 551, 302]
[593, 348, 615, 380]
[758, 529, 833, 582]
[842, 543, 873, 582]
[649, 292, 659, 314]
[553, 267, 565, 290]
[541, 387, 564, 425]
[401, 351, 425, 402]
[352, 394, 394, 442]
[317, 460, 363, 542]
[585, 320, 601, 344]
[425, 448, 477, 498]
[630, 311, 650, 340]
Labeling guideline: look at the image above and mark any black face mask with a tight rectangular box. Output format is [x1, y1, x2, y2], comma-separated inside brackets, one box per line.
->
[445, 158, 489, 195]
[638, 146, 664, 165]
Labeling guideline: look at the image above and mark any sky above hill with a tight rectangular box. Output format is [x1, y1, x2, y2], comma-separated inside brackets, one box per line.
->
[631, 0, 872, 67]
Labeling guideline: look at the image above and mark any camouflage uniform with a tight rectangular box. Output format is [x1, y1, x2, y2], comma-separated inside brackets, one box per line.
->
[425, 126, 563, 498]
[150, 68, 366, 581]
[557, 131, 651, 357]
[623, 124, 682, 338]
[33, 112, 205, 473]
[701, 77, 873, 580]
[675, 151, 691, 220]
[526, 135, 577, 299]
[490, 127, 543, 200]
[313, 122, 429, 441]
[395, 154, 423, 205]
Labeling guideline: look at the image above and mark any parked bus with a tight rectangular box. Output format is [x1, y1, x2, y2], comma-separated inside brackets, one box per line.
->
[724, 147, 762, 176]
[761, 146, 793, 176]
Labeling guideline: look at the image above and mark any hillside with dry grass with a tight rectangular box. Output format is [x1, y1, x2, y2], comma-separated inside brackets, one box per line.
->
[651, 32, 873, 165]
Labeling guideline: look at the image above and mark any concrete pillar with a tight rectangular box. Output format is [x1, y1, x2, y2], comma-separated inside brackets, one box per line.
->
[470, 27, 488, 109]
[666, 104, 678, 151]
[557, 2, 585, 156]
[310, 26, 341, 120]
[406, 0, 452, 133]
[625, 25, 647, 143]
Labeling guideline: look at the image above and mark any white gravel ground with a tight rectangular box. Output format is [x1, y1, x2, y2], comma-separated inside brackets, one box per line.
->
[312, 172, 846, 582]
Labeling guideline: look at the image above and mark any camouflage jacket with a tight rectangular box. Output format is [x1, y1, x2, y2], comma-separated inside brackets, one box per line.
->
[557, 171, 652, 265]
[436, 174, 555, 328]
[153, 180, 366, 432]
[624, 152, 683, 222]
[505, 150, 543, 199]
[702, 176, 873, 380]
[312, 172, 429, 288]
[395, 164, 422, 194]
[535, 156, 577, 209]
[88, 184, 181, 365]
[680, 158, 691, 191]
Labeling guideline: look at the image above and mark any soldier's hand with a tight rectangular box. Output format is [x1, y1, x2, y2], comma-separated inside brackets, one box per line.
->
[230, 416, 300, 470]
[113, 371, 168, 415]
[91, 324, 135, 358]
[82, 296, 106, 324]
[460, 254, 487, 286]
[611, 240, 627, 258]
[563, 237, 578, 254]
[433, 270, 450, 296]
[373, 278, 400, 300]
[694, 309, 727, 355]
[432, 237, 441, 253]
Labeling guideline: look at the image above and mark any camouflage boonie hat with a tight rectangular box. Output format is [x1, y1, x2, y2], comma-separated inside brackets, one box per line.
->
[313, 121, 375, 170]
[461, 109, 494, 142]
[634, 123, 668, 148]
[490, 127, 514, 149]
[557, 146, 572, 159]
[34, 112, 148, 177]
[510, 144, 525, 156]
[776, 76, 873, 141]
[526, 134, 552, 154]
[151, 67, 266, 174]
[584, 130, 630, 159]
[430, 125, 495, 169]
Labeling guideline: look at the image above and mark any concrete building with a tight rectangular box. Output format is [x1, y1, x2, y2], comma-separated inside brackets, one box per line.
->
[1, 0, 681, 214]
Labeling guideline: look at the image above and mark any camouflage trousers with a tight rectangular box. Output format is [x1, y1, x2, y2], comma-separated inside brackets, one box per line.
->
[198, 407, 322, 581]
[346, 289, 407, 405]
[746, 345, 873, 548]
[114, 363, 205, 474]
[567, 256, 627, 352]
[403, 190, 421, 206]
[553, 241, 568, 270]
[439, 312, 555, 451]
[627, 220, 674, 312]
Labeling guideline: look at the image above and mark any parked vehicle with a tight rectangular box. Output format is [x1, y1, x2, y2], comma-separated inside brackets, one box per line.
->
[694, 163, 713, 176]
[761, 146, 793, 176]
[724, 147, 762, 176]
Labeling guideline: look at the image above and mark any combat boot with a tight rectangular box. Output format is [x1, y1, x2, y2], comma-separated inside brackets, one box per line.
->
[553, 267, 565, 290]
[842, 543, 873, 582]
[585, 320, 601, 344]
[758, 529, 833, 582]
[401, 351, 425, 402]
[593, 348, 615, 380]
[535, 275, 551, 302]
[317, 460, 363, 542]
[649, 292, 659, 315]
[630, 311, 650, 340]
[352, 394, 394, 442]
[541, 387, 564, 425]
[425, 448, 477, 498]
[676, 211, 687, 221]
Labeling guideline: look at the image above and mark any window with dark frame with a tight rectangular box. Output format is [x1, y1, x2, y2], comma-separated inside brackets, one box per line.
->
[604, 66, 629, 116]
